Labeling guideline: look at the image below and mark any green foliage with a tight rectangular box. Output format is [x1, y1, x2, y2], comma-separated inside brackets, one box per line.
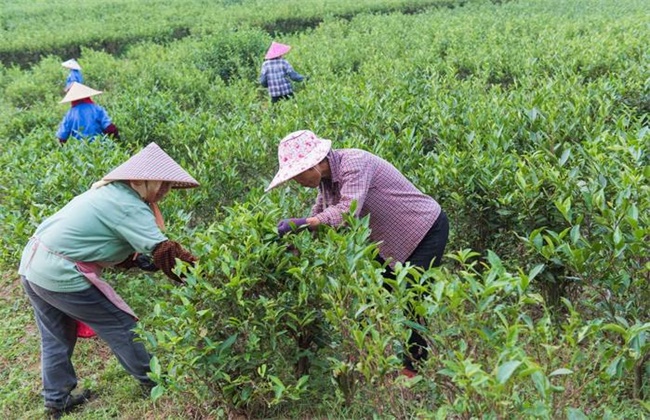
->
[193, 29, 269, 83]
[0, 0, 470, 68]
[0, 139, 130, 261]
[147, 202, 400, 416]
[1, 0, 648, 417]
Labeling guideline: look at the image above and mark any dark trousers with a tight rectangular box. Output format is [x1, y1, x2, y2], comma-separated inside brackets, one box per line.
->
[271, 93, 294, 103]
[21, 277, 153, 408]
[379, 210, 449, 370]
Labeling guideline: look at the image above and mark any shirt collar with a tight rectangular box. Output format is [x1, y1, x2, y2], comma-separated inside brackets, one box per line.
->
[71, 97, 94, 107]
[326, 150, 341, 184]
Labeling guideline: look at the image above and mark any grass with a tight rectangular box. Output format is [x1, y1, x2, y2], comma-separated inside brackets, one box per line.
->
[1, 0, 647, 417]
[0, 271, 204, 419]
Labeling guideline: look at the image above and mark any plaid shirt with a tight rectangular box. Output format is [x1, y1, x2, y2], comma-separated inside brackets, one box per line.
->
[260, 58, 304, 98]
[311, 149, 442, 264]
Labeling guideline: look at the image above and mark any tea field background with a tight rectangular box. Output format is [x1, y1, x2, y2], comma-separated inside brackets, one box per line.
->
[0, 0, 648, 418]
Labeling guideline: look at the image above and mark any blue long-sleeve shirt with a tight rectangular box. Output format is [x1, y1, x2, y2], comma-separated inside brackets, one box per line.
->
[56, 102, 113, 141]
[64, 70, 84, 91]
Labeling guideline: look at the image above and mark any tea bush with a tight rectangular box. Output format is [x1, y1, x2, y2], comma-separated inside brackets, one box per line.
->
[1, 0, 648, 417]
[0, 0, 471, 68]
[193, 29, 269, 84]
[146, 202, 409, 417]
[146, 198, 646, 418]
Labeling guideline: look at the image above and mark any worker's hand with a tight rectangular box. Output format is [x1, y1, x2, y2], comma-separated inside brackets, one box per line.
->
[277, 217, 308, 237]
[152, 241, 197, 283]
[135, 254, 158, 272]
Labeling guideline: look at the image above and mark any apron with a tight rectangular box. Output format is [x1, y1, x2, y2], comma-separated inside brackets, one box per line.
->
[25, 237, 138, 338]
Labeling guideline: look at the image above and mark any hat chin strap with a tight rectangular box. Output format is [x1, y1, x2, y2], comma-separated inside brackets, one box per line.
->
[313, 165, 326, 187]
[129, 181, 167, 230]
[149, 202, 166, 231]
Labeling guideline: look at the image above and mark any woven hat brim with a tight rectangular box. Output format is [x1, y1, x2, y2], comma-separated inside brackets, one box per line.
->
[103, 178, 199, 189]
[60, 82, 102, 103]
[62, 59, 81, 70]
[265, 43, 291, 60]
[102, 143, 200, 189]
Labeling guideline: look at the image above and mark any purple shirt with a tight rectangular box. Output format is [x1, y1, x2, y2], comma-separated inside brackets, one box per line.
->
[311, 149, 441, 265]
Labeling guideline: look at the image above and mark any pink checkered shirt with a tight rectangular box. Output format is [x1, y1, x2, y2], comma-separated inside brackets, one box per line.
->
[311, 149, 441, 264]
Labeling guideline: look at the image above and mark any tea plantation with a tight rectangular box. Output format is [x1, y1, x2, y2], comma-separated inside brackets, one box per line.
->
[0, 0, 647, 418]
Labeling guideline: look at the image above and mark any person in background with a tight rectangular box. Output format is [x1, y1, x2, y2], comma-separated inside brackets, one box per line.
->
[61, 59, 83, 93]
[259, 41, 305, 103]
[266, 130, 449, 378]
[56, 82, 120, 145]
[18, 143, 200, 419]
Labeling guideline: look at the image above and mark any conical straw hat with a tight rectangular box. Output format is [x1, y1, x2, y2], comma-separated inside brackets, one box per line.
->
[61, 59, 81, 70]
[60, 82, 102, 103]
[265, 130, 331, 192]
[265, 42, 291, 59]
[103, 143, 200, 189]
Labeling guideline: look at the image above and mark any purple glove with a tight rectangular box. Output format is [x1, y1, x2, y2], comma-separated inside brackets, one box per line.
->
[277, 218, 308, 237]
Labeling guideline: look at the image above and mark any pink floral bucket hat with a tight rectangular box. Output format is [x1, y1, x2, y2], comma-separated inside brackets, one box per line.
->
[103, 142, 199, 188]
[265, 42, 291, 60]
[265, 130, 332, 192]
